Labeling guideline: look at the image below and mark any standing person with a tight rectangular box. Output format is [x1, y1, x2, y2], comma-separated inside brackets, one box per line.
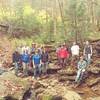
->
[12, 50, 21, 76]
[59, 45, 69, 68]
[41, 49, 49, 75]
[32, 50, 42, 79]
[22, 44, 30, 55]
[30, 43, 36, 68]
[75, 56, 87, 84]
[71, 42, 80, 66]
[37, 45, 44, 56]
[83, 41, 92, 65]
[21, 50, 30, 76]
[31, 43, 36, 53]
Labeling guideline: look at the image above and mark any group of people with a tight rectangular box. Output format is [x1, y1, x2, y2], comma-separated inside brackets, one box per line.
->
[12, 41, 93, 83]
[12, 43, 49, 79]
[56, 41, 92, 83]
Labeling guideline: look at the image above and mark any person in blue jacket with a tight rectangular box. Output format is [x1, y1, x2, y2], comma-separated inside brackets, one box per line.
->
[32, 50, 42, 79]
[21, 50, 30, 76]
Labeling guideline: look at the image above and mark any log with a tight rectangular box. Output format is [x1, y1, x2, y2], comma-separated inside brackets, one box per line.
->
[87, 67, 100, 74]
[58, 76, 76, 82]
[58, 69, 76, 76]
[87, 78, 100, 87]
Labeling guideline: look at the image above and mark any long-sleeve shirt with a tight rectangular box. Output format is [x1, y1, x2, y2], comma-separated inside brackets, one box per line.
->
[12, 52, 21, 63]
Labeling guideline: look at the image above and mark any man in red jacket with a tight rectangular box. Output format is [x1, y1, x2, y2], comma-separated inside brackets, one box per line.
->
[59, 45, 69, 68]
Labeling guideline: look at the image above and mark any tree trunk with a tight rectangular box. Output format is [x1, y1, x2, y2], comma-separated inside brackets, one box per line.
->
[57, 0, 67, 36]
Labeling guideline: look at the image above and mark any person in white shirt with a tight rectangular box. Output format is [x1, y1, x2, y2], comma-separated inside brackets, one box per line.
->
[22, 44, 30, 54]
[71, 42, 80, 66]
[71, 42, 80, 56]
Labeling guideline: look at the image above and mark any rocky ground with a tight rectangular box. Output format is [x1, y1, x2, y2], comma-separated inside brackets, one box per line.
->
[0, 65, 99, 100]
[0, 36, 100, 100]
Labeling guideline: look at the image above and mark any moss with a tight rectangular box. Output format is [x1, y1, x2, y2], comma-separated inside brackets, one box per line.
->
[42, 95, 53, 100]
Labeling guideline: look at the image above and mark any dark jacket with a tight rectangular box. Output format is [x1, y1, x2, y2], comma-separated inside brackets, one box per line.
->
[12, 52, 21, 63]
[41, 52, 49, 63]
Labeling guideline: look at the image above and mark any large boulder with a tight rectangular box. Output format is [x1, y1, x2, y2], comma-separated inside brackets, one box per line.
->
[87, 96, 100, 100]
[0, 71, 29, 99]
[63, 91, 82, 100]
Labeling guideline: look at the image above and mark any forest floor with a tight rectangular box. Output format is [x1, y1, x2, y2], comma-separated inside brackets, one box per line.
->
[0, 35, 100, 100]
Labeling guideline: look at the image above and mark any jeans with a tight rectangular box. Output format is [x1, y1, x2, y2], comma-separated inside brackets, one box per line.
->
[34, 64, 42, 78]
[75, 69, 85, 83]
[42, 62, 48, 74]
[85, 54, 91, 65]
[60, 58, 66, 67]
[22, 62, 29, 76]
[15, 62, 19, 75]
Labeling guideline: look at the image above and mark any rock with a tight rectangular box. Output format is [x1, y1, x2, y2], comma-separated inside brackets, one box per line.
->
[58, 68, 76, 76]
[75, 90, 85, 95]
[52, 95, 62, 100]
[63, 91, 82, 100]
[87, 96, 100, 100]
[58, 76, 75, 82]
[87, 78, 100, 87]
[37, 93, 43, 100]
[49, 80, 58, 87]
[35, 88, 44, 95]
[91, 83, 100, 93]
[0, 71, 29, 99]
[41, 94, 53, 100]
[3, 95, 18, 100]
[34, 82, 44, 89]
[87, 67, 100, 74]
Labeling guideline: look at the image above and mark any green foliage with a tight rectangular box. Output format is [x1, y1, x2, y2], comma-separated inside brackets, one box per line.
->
[0, 0, 100, 42]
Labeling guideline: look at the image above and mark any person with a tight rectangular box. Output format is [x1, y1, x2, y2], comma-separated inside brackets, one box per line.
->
[71, 42, 80, 66]
[71, 42, 80, 56]
[41, 48, 49, 75]
[75, 56, 87, 83]
[12, 50, 21, 76]
[22, 44, 30, 55]
[32, 50, 42, 79]
[30, 43, 36, 69]
[59, 44, 69, 67]
[83, 41, 92, 65]
[31, 43, 36, 53]
[37, 46, 43, 56]
[21, 50, 30, 76]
